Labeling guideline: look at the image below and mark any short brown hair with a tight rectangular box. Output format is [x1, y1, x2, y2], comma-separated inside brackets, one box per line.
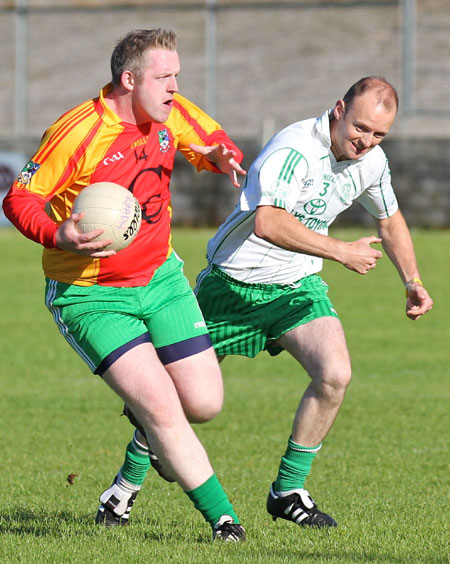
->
[342, 76, 399, 113]
[110, 28, 177, 86]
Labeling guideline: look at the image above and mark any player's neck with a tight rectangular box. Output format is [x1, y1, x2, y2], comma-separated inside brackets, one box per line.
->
[104, 86, 138, 125]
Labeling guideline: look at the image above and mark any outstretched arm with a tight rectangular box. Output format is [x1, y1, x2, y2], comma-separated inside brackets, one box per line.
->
[189, 142, 246, 188]
[376, 210, 433, 320]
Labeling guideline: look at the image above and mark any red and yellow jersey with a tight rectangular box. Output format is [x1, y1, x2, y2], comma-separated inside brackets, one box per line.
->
[3, 85, 242, 286]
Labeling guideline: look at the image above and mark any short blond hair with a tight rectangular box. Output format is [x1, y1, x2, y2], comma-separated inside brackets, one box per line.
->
[110, 28, 177, 85]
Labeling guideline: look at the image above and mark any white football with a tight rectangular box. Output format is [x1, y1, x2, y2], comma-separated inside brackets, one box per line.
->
[73, 182, 142, 252]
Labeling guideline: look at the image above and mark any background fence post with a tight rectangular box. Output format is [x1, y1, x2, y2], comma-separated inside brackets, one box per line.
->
[401, 0, 416, 115]
[205, 0, 218, 118]
[14, 0, 28, 138]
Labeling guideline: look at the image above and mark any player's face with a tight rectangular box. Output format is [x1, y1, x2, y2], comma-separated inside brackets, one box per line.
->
[131, 48, 180, 124]
[330, 91, 396, 161]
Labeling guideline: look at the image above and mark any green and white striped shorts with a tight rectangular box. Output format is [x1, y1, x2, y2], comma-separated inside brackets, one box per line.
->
[195, 266, 339, 358]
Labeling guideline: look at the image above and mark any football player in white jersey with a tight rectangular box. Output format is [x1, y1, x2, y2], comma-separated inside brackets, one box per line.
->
[98, 77, 433, 530]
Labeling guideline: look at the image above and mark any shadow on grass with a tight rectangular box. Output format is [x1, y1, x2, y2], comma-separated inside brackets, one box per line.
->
[0, 508, 105, 538]
[0, 509, 209, 544]
[2, 510, 444, 563]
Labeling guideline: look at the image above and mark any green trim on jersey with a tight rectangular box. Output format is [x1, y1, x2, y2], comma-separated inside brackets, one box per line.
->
[279, 149, 304, 184]
[258, 147, 307, 185]
[347, 170, 358, 198]
[379, 159, 391, 216]
[274, 198, 284, 208]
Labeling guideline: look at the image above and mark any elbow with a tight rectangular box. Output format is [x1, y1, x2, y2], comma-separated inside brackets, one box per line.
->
[2, 190, 14, 222]
[254, 206, 279, 243]
[254, 213, 269, 240]
[254, 219, 277, 246]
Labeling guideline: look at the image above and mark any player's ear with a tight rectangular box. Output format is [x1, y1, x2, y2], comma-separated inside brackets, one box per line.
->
[333, 99, 345, 121]
[121, 70, 135, 92]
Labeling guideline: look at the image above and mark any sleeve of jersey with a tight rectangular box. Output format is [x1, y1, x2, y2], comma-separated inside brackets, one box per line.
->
[2, 104, 101, 248]
[167, 94, 243, 172]
[2, 186, 58, 248]
[356, 152, 399, 219]
[241, 147, 308, 212]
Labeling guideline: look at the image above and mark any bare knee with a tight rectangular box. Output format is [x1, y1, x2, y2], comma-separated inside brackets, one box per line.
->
[166, 349, 224, 424]
[183, 393, 223, 423]
[176, 362, 224, 423]
[313, 364, 352, 402]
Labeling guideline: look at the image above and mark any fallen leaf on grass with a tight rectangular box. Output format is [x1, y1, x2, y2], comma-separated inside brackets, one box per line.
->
[67, 473, 78, 485]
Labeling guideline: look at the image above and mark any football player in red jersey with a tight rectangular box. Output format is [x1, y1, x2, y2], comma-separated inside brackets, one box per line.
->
[3, 29, 246, 542]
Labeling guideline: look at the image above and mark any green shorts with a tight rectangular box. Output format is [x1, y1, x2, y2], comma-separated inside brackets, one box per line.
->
[195, 266, 339, 358]
[45, 252, 211, 374]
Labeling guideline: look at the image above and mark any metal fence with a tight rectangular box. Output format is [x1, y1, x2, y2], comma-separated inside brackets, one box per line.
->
[1, 0, 449, 143]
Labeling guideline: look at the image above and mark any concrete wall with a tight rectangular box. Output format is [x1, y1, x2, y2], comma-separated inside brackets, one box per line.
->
[1, 135, 449, 229]
[168, 136, 450, 229]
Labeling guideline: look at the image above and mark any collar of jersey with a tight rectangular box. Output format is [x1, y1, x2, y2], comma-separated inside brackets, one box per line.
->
[314, 109, 333, 149]
[98, 83, 128, 127]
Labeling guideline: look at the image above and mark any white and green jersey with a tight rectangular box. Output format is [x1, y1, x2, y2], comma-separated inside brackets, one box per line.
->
[206, 110, 398, 285]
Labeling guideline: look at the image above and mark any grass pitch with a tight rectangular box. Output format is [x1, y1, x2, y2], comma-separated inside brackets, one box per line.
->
[0, 226, 448, 564]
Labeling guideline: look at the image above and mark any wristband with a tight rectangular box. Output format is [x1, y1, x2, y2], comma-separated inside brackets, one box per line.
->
[405, 278, 423, 297]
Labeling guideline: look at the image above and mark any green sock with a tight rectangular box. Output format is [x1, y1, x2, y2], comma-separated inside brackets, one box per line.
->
[120, 430, 151, 486]
[274, 437, 322, 492]
[185, 474, 239, 527]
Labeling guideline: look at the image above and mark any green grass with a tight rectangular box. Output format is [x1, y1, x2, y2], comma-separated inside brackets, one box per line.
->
[0, 226, 448, 564]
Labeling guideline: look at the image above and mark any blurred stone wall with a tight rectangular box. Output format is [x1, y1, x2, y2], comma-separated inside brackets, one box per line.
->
[1, 121, 449, 231]
[0, 0, 449, 227]
[167, 137, 450, 229]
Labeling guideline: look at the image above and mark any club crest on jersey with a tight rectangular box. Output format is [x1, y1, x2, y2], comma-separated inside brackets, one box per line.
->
[16, 160, 40, 185]
[338, 183, 353, 205]
[158, 129, 170, 153]
[269, 179, 289, 199]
